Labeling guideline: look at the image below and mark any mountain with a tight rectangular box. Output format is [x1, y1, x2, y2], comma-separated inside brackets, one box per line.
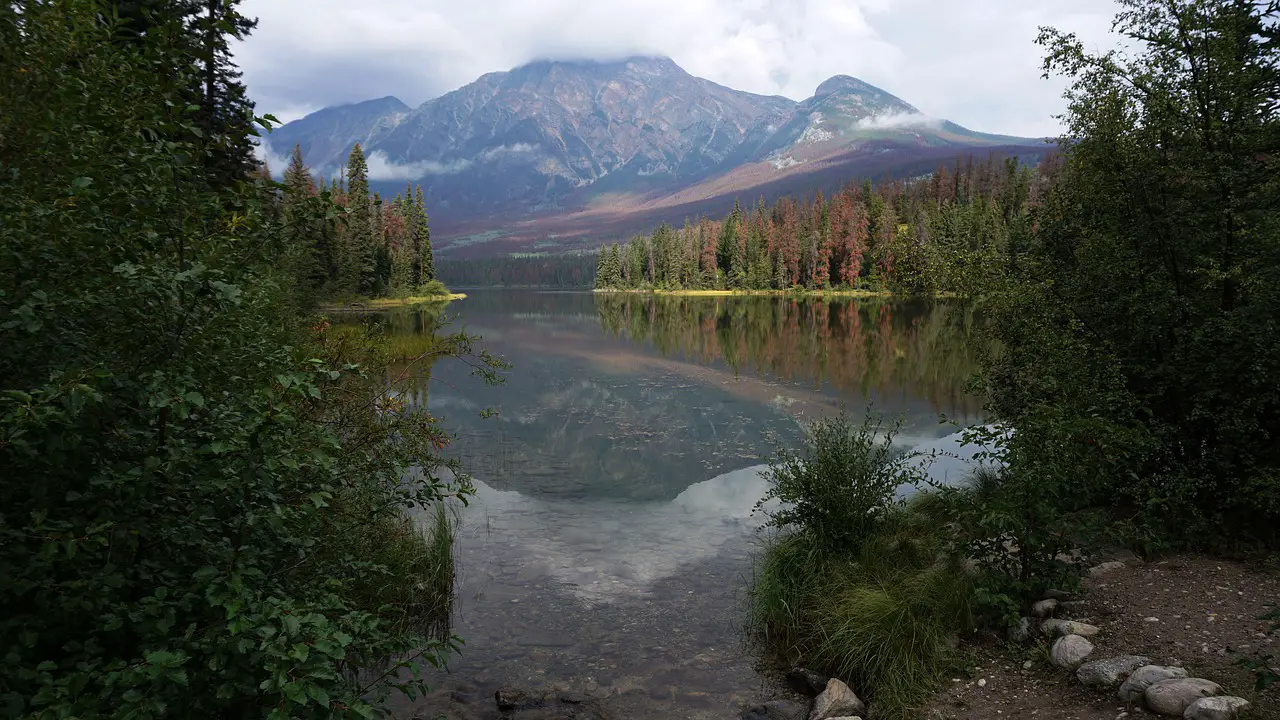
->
[267, 56, 1049, 256]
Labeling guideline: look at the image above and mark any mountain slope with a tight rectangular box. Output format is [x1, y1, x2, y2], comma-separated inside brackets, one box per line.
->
[268, 96, 410, 172]
[267, 56, 1049, 255]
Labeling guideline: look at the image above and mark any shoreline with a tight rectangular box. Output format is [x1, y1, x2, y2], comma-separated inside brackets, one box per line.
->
[592, 288, 961, 299]
[319, 293, 466, 311]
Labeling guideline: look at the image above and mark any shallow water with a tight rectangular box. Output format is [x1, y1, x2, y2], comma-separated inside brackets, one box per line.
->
[376, 290, 985, 719]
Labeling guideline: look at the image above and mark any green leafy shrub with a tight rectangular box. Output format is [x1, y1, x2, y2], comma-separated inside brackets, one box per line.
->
[418, 279, 451, 296]
[0, 3, 503, 717]
[754, 411, 927, 552]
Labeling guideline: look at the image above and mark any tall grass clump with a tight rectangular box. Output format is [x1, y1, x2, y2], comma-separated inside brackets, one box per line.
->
[345, 504, 457, 643]
[749, 413, 974, 718]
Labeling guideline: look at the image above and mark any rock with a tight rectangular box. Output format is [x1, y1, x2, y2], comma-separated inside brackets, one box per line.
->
[1041, 618, 1101, 638]
[495, 687, 537, 711]
[786, 667, 831, 697]
[1051, 634, 1095, 669]
[808, 678, 866, 720]
[1117, 666, 1189, 703]
[1089, 560, 1127, 577]
[1032, 599, 1059, 618]
[1076, 655, 1152, 689]
[1145, 678, 1221, 716]
[1043, 588, 1073, 600]
[743, 699, 807, 720]
[1007, 616, 1033, 644]
[1183, 696, 1252, 720]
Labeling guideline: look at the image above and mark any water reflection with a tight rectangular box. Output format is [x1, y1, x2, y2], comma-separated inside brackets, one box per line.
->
[594, 294, 983, 420]
[345, 290, 987, 719]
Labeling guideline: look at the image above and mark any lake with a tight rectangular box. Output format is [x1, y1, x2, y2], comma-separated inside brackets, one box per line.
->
[380, 289, 985, 719]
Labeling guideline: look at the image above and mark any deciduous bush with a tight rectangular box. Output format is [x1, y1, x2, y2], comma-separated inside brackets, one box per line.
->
[754, 412, 927, 552]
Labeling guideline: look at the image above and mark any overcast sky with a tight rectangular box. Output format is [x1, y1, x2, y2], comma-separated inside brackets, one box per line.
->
[235, 0, 1122, 138]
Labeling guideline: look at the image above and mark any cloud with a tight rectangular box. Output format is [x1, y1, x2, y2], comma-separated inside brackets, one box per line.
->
[252, 139, 291, 179]
[366, 150, 472, 180]
[856, 111, 943, 130]
[480, 143, 537, 160]
[234, 0, 1123, 138]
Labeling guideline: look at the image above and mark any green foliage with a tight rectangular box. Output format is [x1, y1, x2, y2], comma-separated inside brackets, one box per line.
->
[418, 279, 451, 297]
[0, 3, 501, 717]
[977, 0, 1280, 545]
[1239, 603, 1279, 692]
[749, 498, 974, 719]
[594, 153, 1044, 295]
[755, 412, 928, 553]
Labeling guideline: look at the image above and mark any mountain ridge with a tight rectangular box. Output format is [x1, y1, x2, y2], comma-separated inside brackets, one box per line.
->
[266, 55, 1050, 256]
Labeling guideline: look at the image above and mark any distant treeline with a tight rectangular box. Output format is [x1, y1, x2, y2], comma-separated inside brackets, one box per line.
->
[436, 253, 597, 288]
[596, 153, 1050, 294]
[438, 153, 1052, 293]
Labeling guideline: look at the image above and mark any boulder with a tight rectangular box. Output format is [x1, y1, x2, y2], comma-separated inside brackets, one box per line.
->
[809, 678, 866, 720]
[1042, 588, 1073, 600]
[1117, 665, 1189, 703]
[1051, 634, 1095, 669]
[786, 667, 831, 697]
[1183, 696, 1252, 720]
[743, 699, 807, 720]
[1031, 599, 1059, 618]
[1088, 560, 1127, 577]
[1042, 619, 1101, 638]
[1144, 678, 1221, 716]
[1076, 655, 1152, 689]
[1007, 616, 1032, 644]
[495, 687, 537, 711]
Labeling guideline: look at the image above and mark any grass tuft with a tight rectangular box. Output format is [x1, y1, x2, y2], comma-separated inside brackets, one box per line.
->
[749, 498, 974, 719]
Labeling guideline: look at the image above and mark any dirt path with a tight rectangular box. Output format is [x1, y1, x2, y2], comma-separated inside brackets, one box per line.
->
[921, 553, 1280, 719]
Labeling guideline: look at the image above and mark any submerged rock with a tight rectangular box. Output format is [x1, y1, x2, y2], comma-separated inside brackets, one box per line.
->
[743, 699, 807, 720]
[786, 667, 831, 697]
[496, 686, 537, 711]
[1117, 665, 1188, 703]
[1050, 634, 1094, 669]
[809, 678, 866, 720]
[1076, 655, 1151, 688]
[1144, 677, 1221, 716]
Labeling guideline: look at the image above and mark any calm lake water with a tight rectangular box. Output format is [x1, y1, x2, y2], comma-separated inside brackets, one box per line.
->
[375, 289, 985, 719]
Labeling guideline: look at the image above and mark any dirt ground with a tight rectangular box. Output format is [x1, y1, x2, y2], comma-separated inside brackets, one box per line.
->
[920, 552, 1280, 720]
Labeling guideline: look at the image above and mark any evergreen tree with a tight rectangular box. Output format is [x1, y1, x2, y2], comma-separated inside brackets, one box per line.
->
[98, 0, 258, 186]
[595, 246, 611, 290]
[414, 186, 434, 283]
[608, 244, 623, 288]
[342, 144, 372, 295]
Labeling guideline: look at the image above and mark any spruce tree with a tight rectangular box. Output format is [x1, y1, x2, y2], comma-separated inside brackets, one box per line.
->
[342, 144, 372, 295]
[414, 186, 434, 283]
[595, 246, 610, 289]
